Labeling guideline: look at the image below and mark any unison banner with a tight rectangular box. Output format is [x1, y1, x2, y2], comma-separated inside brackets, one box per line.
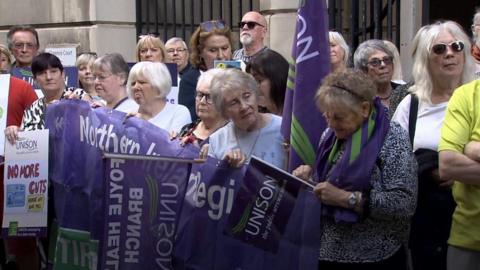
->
[45, 100, 197, 269]
[174, 157, 321, 270]
[102, 156, 190, 270]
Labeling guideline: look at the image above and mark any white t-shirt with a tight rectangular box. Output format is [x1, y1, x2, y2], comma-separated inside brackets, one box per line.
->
[392, 94, 448, 151]
[148, 102, 192, 132]
[208, 114, 286, 169]
[115, 98, 139, 113]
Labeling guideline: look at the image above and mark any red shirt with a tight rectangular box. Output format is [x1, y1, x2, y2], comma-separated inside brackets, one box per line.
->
[6, 76, 37, 126]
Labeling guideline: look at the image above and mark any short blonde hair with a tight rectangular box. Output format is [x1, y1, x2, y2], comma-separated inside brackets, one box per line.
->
[329, 31, 350, 65]
[0, 44, 13, 65]
[135, 35, 167, 62]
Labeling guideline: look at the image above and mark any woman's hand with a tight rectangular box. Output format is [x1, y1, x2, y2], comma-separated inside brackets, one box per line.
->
[314, 182, 350, 208]
[199, 144, 209, 160]
[292, 165, 313, 181]
[5, 125, 20, 144]
[169, 131, 178, 140]
[224, 149, 246, 168]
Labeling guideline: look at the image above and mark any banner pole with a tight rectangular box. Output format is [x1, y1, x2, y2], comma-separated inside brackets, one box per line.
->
[102, 152, 205, 163]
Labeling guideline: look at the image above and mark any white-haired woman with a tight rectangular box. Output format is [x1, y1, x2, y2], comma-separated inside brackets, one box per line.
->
[329, 31, 350, 73]
[471, 9, 480, 78]
[205, 68, 285, 169]
[174, 68, 227, 146]
[392, 20, 475, 270]
[127, 61, 191, 132]
[354, 39, 406, 113]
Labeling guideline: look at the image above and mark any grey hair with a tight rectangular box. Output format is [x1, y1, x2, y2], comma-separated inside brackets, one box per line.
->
[383, 40, 403, 82]
[409, 21, 475, 104]
[196, 68, 223, 90]
[353, 39, 393, 71]
[473, 9, 480, 42]
[93, 53, 129, 85]
[127, 61, 172, 99]
[329, 31, 350, 65]
[165, 37, 188, 50]
[209, 68, 258, 118]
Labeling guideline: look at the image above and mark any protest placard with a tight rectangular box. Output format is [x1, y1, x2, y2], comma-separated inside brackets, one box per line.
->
[2, 129, 49, 237]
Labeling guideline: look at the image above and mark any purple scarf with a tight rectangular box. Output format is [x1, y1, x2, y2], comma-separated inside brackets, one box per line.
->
[315, 98, 390, 223]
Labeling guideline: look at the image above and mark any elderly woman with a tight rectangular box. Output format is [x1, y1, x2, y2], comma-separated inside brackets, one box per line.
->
[383, 40, 405, 85]
[180, 20, 234, 121]
[206, 68, 285, 169]
[93, 53, 138, 112]
[329, 31, 349, 73]
[293, 69, 416, 269]
[392, 21, 475, 270]
[0, 44, 12, 73]
[175, 68, 227, 146]
[127, 61, 191, 132]
[354, 39, 407, 113]
[135, 34, 167, 62]
[471, 9, 480, 78]
[246, 49, 288, 115]
[76, 52, 103, 103]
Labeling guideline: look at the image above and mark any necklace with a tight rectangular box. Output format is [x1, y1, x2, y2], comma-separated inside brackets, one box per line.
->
[233, 126, 263, 159]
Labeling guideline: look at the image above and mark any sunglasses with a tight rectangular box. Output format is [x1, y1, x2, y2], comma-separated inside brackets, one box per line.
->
[431, 41, 464, 55]
[138, 33, 160, 40]
[367, 56, 393, 67]
[200, 20, 226, 32]
[238, 21, 264, 30]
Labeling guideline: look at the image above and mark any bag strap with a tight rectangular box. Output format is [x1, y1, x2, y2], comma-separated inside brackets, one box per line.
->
[408, 93, 419, 146]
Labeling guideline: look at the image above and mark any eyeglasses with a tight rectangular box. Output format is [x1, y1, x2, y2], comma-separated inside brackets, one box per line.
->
[431, 41, 464, 55]
[195, 92, 212, 104]
[93, 73, 112, 82]
[166, 48, 187, 54]
[200, 20, 226, 32]
[238, 21, 264, 30]
[77, 52, 98, 57]
[13, 42, 36, 50]
[367, 56, 393, 67]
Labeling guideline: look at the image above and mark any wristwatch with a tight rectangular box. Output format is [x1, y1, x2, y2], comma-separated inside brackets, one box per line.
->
[347, 192, 358, 209]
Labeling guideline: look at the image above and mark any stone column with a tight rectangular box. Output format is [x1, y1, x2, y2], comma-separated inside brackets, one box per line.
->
[0, 0, 137, 62]
[259, 0, 299, 60]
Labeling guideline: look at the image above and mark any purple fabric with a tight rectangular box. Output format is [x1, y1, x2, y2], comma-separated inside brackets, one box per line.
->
[281, 0, 330, 171]
[315, 98, 390, 223]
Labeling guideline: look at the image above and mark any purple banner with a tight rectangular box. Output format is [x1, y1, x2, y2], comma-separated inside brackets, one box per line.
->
[174, 158, 321, 270]
[11, 66, 79, 89]
[45, 100, 197, 269]
[281, 0, 330, 171]
[224, 157, 299, 253]
[102, 156, 190, 269]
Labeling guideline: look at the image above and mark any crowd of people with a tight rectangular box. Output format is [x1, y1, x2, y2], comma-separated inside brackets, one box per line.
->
[0, 8, 479, 270]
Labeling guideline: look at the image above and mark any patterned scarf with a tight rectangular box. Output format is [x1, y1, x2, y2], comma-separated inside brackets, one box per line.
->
[315, 98, 390, 223]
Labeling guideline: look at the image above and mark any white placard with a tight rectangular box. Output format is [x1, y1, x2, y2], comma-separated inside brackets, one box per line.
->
[2, 129, 49, 237]
[45, 46, 77, 67]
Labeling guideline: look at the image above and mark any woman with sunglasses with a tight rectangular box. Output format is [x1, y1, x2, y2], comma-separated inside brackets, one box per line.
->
[354, 39, 407, 114]
[179, 20, 233, 122]
[392, 20, 475, 270]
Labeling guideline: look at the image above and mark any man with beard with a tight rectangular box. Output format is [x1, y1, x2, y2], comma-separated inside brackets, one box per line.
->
[233, 11, 269, 64]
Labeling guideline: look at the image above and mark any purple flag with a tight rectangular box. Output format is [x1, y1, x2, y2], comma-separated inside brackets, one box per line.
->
[281, 0, 330, 171]
[45, 100, 197, 269]
[174, 157, 321, 270]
